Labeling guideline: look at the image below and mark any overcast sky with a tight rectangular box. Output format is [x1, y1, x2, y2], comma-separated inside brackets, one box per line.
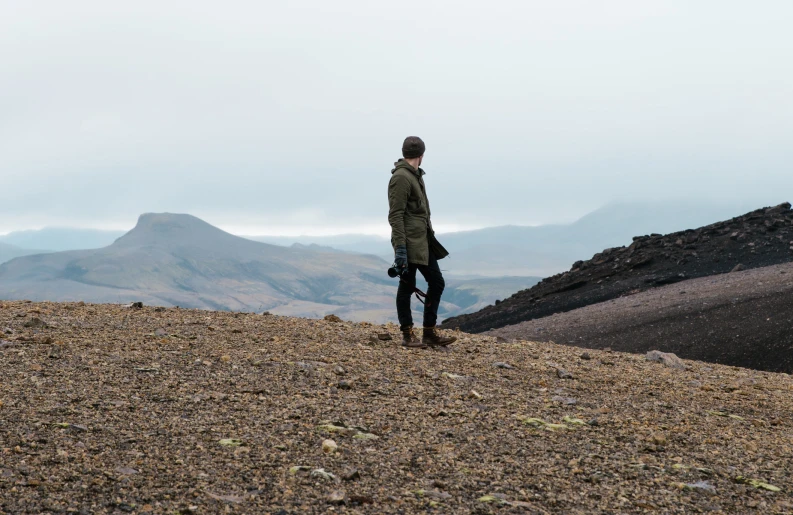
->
[2, 1, 792, 236]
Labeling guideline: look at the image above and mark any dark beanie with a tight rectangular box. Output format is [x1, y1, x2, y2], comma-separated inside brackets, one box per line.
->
[402, 136, 425, 158]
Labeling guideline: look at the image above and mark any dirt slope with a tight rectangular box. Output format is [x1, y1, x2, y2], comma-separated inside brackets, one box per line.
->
[443, 203, 793, 333]
[489, 262, 793, 373]
[2, 301, 792, 513]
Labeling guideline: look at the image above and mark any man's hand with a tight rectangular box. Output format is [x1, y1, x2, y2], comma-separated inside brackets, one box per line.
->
[395, 245, 408, 270]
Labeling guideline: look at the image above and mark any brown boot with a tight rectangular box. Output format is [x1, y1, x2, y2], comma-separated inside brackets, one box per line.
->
[422, 327, 457, 347]
[401, 326, 427, 348]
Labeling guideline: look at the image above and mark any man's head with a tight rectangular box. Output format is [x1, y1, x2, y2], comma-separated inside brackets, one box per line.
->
[402, 136, 425, 166]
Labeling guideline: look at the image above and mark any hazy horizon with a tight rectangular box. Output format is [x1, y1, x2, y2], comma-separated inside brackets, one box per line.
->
[3, 1, 792, 234]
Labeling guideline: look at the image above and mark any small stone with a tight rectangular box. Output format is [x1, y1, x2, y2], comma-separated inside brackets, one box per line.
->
[333, 366, 346, 375]
[348, 494, 374, 505]
[125, 302, 143, 309]
[468, 390, 483, 400]
[327, 490, 346, 505]
[337, 380, 352, 390]
[495, 336, 508, 343]
[23, 317, 47, 328]
[115, 467, 138, 475]
[154, 307, 165, 312]
[311, 468, 338, 481]
[580, 352, 592, 360]
[376, 333, 392, 341]
[651, 433, 667, 446]
[342, 468, 361, 481]
[645, 350, 685, 370]
[322, 439, 338, 454]
[324, 314, 343, 323]
[154, 328, 168, 337]
[730, 263, 746, 273]
[493, 362, 514, 369]
[684, 480, 717, 494]
[556, 368, 573, 379]
[551, 395, 577, 405]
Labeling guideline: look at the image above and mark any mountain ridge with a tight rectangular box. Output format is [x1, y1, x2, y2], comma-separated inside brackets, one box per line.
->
[442, 202, 793, 332]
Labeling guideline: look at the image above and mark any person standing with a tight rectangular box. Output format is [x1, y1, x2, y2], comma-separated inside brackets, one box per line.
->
[387, 136, 457, 348]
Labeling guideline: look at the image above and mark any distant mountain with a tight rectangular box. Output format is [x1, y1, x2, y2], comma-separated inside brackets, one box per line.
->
[248, 200, 763, 277]
[0, 242, 48, 265]
[0, 213, 529, 323]
[0, 228, 126, 251]
[249, 235, 390, 257]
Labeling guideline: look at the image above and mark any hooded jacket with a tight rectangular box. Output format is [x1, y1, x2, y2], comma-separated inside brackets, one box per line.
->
[387, 159, 449, 266]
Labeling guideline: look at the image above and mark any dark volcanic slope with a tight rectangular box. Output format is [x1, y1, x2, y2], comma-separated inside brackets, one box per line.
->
[443, 203, 793, 333]
[490, 262, 793, 373]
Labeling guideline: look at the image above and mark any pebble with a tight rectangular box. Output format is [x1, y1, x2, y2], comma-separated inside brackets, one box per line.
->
[327, 490, 346, 504]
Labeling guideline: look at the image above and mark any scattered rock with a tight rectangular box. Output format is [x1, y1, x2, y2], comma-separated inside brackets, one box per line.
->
[154, 328, 168, 337]
[468, 389, 483, 400]
[337, 380, 352, 390]
[556, 367, 574, 379]
[322, 439, 338, 454]
[327, 490, 346, 504]
[684, 480, 717, 494]
[324, 314, 343, 323]
[551, 395, 577, 405]
[645, 350, 686, 370]
[333, 365, 346, 375]
[23, 317, 47, 328]
[348, 494, 374, 504]
[341, 468, 360, 481]
[125, 302, 144, 309]
[492, 361, 514, 369]
[730, 264, 746, 273]
[580, 352, 592, 360]
[376, 333, 392, 341]
[311, 468, 338, 481]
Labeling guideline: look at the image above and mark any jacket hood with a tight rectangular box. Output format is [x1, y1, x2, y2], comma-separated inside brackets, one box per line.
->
[391, 158, 425, 176]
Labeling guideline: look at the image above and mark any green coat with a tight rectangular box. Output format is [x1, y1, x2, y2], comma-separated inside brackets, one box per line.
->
[387, 159, 449, 266]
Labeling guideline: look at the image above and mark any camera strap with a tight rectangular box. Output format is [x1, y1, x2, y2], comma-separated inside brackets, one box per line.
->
[399, 277, 429, 306]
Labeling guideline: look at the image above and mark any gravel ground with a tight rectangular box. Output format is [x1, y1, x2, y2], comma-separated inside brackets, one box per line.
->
[488, 262, 793, 373]
[1, 301, 792, 514]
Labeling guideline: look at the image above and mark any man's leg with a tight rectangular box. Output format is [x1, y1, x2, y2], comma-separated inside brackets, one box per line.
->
[396, 264, 418, 330]
[417, 252, 456, 347]
[416, 251, 445, 328]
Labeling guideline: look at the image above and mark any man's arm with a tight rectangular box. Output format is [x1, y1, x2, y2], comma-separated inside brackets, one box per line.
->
[387, 174, 410, 250]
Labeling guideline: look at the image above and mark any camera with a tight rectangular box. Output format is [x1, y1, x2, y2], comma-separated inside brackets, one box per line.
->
[388, 264, 406, 278]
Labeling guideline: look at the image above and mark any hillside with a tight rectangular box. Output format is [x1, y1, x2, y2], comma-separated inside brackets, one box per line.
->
[1, 301, 791, 513]
[489, 262, 793, 373]
[443, 203, 793, 333]
[0, 242, 47, 265]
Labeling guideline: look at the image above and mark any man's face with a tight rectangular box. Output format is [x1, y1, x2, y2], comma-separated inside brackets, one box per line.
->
[418, 155, 424, 167]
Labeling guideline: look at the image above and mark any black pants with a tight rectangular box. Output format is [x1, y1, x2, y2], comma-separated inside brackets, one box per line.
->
[396, 251, 445, 330]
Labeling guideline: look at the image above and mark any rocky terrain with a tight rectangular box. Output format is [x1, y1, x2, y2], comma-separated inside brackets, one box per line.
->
[443, 203, 793, 333]
[489, 262, 793, 373]
[2, 301, 792, 513]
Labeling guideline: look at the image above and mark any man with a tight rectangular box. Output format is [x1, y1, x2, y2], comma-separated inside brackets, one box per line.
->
[388, 136, 457, 348]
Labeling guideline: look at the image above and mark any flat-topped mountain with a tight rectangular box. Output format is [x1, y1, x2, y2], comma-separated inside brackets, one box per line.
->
[443, 203, 793, 333]
[0, 213, 393, 319]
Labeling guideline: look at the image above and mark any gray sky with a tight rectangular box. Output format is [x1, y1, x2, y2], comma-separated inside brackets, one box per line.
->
[2, 1, 792, 236]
